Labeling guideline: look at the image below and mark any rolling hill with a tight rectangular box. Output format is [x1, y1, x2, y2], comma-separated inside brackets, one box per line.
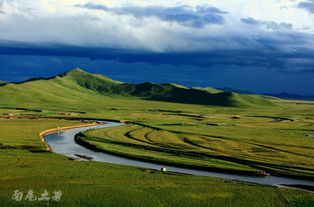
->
[0, 68, 273, 108]
[0, 80, 7, 86]
[217, 87, 254, 94]
[193, 86, 223, 94]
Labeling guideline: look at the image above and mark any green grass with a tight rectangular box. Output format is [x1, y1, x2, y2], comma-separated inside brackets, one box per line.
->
[0, 69, 313, 206]
[0, 77, 313, 178]
[0, 119, 313, 207]
[0, 119, 83, 147]
[76, 125, 259, 173]
[77, 119, 314, 177]
[0, 71, 313, 178]
[193, 86, 223, 94]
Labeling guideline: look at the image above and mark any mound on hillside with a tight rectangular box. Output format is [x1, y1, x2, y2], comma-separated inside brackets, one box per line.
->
[0, 80, 8, 86]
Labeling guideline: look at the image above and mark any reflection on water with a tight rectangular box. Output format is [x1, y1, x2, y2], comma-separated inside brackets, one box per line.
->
[45, 122, 314, 187]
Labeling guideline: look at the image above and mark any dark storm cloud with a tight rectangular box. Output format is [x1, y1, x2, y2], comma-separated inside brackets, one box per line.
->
[76, 3, 227, 28]
[0, 40, 314, 73]
[298, 0, 314, 13]
[1, 54, 314, 96]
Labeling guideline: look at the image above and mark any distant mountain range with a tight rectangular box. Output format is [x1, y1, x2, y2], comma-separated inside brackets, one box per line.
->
[218, 87, 314, 101]
[0, 68, 274, 108]
[263, 93, 314, 101]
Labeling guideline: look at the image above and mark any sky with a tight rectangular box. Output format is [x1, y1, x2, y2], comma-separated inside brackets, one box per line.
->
[0, 0, 314, 95]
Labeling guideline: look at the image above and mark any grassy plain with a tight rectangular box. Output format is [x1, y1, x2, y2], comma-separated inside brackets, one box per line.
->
[0, 119, 314, 207]
[74, 98, 314, 178]
[1, 92, 314, 178]
[76, 116, 314, 177]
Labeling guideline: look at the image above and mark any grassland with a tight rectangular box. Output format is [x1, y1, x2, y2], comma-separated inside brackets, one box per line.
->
[0, 118, 314, 207]
[0, 69, 313, 206]
[76, 107, 314, 178]
[0, 70, 313, 178]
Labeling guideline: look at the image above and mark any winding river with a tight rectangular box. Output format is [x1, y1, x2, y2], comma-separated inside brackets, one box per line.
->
[44, 121, 314, 188]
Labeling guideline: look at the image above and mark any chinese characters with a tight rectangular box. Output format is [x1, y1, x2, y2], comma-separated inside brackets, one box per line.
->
[12, 190, 62, 202]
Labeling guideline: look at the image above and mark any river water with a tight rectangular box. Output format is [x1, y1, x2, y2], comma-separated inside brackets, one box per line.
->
[44, 121, 314, 187]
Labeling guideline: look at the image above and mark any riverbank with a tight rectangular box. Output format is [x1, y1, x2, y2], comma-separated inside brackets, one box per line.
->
[41, 121, 314, 191]
[39, 122, 99, 151]
[74, 122, 314, 181]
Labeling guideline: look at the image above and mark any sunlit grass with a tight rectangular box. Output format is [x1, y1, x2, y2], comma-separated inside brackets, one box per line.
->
[1, 119, 314, 206]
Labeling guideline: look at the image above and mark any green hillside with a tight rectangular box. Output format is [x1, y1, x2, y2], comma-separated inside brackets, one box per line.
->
[218, 87, 253, 94]
[193, 86, 223, 93]
[0, 68, 273, 108]
[0, 80, 7, 86]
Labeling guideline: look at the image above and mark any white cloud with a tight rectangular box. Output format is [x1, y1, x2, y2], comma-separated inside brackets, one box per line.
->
[0, 0, 313, 52]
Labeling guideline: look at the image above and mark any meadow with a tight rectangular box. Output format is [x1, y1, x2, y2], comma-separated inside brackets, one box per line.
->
[0, 69, 313, 206]
[0, 119, 314, 207]
[73, 98, 314, 178]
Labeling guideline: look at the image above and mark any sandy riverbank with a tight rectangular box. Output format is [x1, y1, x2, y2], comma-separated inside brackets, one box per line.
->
[39, 122, 99, 151]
